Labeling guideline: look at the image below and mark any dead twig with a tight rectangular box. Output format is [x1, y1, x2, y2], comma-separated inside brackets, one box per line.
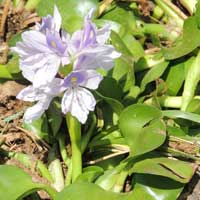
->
[162, 0, 188, 20]
[98, 0, 114, 17]
[15, 125, 51, 150]
[0, 0, 11, 37]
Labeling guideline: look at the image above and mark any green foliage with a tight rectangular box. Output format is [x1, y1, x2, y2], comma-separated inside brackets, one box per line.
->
[2, 0, 200, 199]
[162, 16, 200, 59]
[119, 104, 166, 156]
[0, 165, 56, 200]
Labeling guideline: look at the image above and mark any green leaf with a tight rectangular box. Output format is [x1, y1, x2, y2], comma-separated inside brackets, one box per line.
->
[119, 104, 166, 156]
[130, 157, 195, 183]
[140, 61, 169, 93]
[101, 3, 136, 35]
[0, 165, 56, 200]
[6, 55, 20, 74]
[96, 77, 124, 115]
[186, 99, 200, 114]
[166, 62, 185, 95]
[23, 114, 50, 142]
[194, 1, 200, 27]
[131, 174, 184, 200]
[0, 65, 12, 79]
[110, 31, 135, 92]
[95, 166, 124, 190]
[162, 16, 200, 59]
[122, 33, 144, 61]
[162, 110, 200, 123]
[55, 182, 122, 200]
[46, 100, 63, 136]
[76, 166, 104, 183]
[37, 0, 98, 33]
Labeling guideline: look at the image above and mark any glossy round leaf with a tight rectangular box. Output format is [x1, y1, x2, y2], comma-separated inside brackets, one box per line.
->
[119, 104, 166, 156]
[130, 157, 195, 183]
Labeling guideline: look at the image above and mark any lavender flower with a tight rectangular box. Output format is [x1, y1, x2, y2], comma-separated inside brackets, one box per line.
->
[61, 70, 103, 123]
[11, 6, 70, 88]
[17, 78, 64, 122]
[68, 10, 121, 71]
[14, 6, 121, 124]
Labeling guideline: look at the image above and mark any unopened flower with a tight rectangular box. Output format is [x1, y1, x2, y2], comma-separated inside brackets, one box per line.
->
[17, 78, 64, 122]
[11, 6, 70, 88]
[61, 70, 103, 123]
[68, 10, 121, 71]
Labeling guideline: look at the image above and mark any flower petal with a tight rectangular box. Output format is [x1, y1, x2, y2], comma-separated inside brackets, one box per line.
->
[24, 97, 52, 122]
[77, 87, 96, 112]
[43, 78, 64, 95]
[74, 45, 121, 70]
[21, 31, 51, 53]
[33, 55, 61, 88]
[17, 86, 42, 102]
[79, 70, 103, 89]
[53, 5, 62, 32]
[96, 25, 111, 44]
[61, 87, 96, 123]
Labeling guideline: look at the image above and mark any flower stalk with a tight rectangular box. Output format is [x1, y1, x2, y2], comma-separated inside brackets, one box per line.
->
[66, 113, 82, 182]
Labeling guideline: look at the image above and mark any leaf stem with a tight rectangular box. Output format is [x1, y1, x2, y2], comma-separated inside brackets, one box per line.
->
[81, 114, 96, 154]
[58, 134, 70, 167]
[65, 160, 72, 186]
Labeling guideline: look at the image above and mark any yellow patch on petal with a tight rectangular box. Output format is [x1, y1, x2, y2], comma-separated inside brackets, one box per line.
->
[51, 41, 57, 48]
[71, 77, 77, 84]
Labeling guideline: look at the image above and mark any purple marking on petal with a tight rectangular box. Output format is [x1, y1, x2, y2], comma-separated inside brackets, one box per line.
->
[40, 15, 54, 33]
[63, 71, 86, 88]
[81, 21, 97, 49]
[46, 32, 67, 56]
[75, 55, 87, 70]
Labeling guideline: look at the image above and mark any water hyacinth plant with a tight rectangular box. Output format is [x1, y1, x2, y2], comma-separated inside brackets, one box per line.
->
[3, 0, 200, 199]
[12, 5, 121, 184]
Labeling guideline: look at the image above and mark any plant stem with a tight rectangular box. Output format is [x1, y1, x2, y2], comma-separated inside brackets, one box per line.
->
[65, 160, 72, 186]
[145, 95, 200, 108]
[181, 51, 200, 111]
[48, 159, 65, 192]
[155, 0, 184, 27]
[66, 113, 82, 182]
